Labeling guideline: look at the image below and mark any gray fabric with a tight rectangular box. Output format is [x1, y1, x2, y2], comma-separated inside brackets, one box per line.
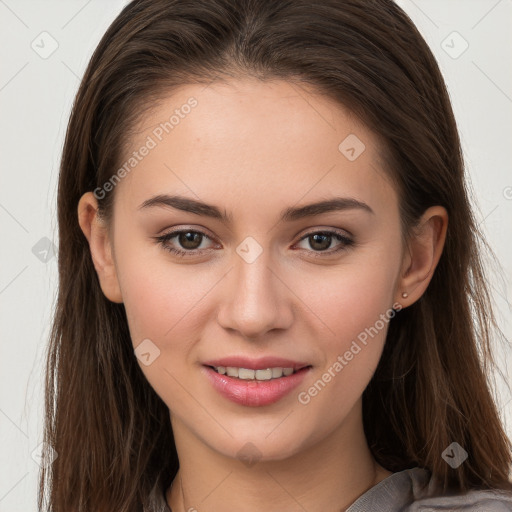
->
[345, 467, 512, 511]
[145, 467, 512, 511]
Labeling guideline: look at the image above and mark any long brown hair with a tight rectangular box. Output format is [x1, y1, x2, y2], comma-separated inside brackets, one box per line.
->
[39, 0, 512, 510]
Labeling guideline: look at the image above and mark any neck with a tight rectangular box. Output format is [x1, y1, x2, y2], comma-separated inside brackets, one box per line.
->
[166, 400, 392, 512]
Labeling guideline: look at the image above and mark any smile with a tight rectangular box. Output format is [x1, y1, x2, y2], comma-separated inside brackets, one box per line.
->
[202, 364, 312, 407]
[210, 366, 297, 380]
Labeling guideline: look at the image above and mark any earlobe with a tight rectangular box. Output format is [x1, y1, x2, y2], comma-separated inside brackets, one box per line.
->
[396, 206, 448, 307]
[77, 192, 123, 303]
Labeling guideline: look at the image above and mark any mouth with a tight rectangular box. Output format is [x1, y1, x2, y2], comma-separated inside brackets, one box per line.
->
[207, 365, 309, 381]
[202, 359, 312, 407]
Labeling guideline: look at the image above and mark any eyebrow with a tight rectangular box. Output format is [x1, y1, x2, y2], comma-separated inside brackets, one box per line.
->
[138, 194, 374, 223]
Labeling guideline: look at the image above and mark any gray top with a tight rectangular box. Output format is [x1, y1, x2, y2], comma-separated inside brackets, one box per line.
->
[144, 467, 512, 511]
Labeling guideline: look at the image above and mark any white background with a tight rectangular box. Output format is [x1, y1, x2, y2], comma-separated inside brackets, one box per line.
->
[0, 1, 511, 510]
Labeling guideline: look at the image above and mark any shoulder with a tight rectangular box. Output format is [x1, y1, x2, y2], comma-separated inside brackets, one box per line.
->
[346, 467, 512, 512]
[403, 467, 512, 512]
[406, 487, 512, 511]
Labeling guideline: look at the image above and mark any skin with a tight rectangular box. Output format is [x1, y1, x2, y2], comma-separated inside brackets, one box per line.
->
[78, 78, 448, 512]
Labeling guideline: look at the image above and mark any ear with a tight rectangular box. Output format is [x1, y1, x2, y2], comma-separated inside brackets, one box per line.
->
[77, 192, 123, 303]
[395, 206, 448, 307]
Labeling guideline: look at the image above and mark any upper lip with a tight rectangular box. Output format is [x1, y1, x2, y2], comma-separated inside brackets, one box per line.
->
[203, 356, 311, 371]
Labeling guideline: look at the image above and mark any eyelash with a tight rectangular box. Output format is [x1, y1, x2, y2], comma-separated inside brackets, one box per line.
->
[154, 228, 355, 259]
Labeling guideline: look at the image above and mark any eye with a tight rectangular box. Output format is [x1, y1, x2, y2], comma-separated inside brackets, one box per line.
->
[294, 229, 354, 256]
[155, 229, 216, 258]
[155, 228, 355, 258]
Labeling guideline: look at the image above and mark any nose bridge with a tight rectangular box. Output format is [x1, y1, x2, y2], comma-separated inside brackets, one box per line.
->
[217, 237, 291, 338]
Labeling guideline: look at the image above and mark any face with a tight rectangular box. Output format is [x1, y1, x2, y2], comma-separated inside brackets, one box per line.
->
[104, 79, 406, 462]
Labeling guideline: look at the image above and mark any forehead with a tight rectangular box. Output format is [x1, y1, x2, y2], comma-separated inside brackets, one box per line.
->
[113, 78, 396, 219]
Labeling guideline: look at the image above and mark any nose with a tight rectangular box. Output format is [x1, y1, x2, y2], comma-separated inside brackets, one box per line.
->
[216, 246, 293, 340]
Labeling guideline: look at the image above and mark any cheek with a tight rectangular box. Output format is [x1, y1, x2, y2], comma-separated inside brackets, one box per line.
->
[293, 251, 399, 402]
[115, 240, 221, 352]
[116, 252, 214, 402]
[297, 254, 398, 348]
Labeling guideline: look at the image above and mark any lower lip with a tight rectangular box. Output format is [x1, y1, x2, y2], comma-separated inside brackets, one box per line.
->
[202, 365, 311, 407]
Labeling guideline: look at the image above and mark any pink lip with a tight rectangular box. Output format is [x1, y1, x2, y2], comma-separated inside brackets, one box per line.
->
[201, 357, 312, 407]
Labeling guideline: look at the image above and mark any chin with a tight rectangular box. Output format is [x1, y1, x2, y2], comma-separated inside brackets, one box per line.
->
[199, 422, 317, 464]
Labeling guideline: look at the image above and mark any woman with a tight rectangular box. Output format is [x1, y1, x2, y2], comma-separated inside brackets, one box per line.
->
[39, 0, 512, 510]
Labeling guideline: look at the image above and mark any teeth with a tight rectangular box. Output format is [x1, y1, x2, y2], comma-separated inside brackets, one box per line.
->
[214, 366, 297, 380]
[226, 367, 239, 377]
[271, 367, 283, 378]
[238, 368, 254, 379]
[255, 369, 272, 380]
